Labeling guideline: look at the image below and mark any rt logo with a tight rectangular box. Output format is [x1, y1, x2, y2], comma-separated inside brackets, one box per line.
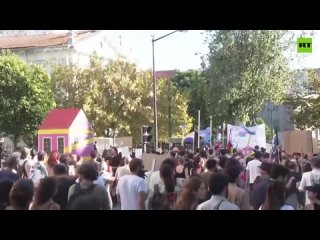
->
[297, 37, 312, 53]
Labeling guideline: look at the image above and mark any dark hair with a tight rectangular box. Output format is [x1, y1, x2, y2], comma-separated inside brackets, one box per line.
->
[193, 157, 201, 169]
[111, 147, 118, 155]
[90, 150, 97, 159]
[219, 156, 228, 169]
[187, 152, 194, 160]
[224, 158, 239, 170]
[20, 149, 28, 160]
[129, 158, 143, 173]
[9, 179, 34, 210]
[176, 175, 203, 210]
[53, 164, 68, 175]
[254, 151, 262, 159]
[220, 149, 227, 156]
[270, 165, 289, 180]
[78, 163, 99, 181]
[262, 181, 285, 210]
[160, 163, 175, 193]
[199, 150, 207, 159]
[37, 151, 45, 161]
[209, 173, 229, 195]
[170, 151, 177, 158]
[208, 149, 214, 155]
[255, 145, 259, 150]
[0, 180, 14, 210]
[48, 150, 60, 167]
[34, 177, 57, 206]
[162, 158, 176, 169]
[6, 155, 18, 169]
[311, 157, 320, 168]
[225, 165, 241, 183]
[205, 159, 217, 170]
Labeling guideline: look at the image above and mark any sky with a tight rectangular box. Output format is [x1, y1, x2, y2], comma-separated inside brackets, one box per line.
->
[107, 30, 208, 71]
[106, 30, 320, 71]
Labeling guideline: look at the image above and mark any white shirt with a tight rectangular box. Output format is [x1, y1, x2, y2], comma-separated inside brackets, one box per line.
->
[197, 195, 240, 210]
[259, 205, 294, 210]
[115, 165, 131, 181]
[246, 159, 262, 184]
[19, 158, 35, 178]
[298, 169, 320, 191]
[116, 175, 147, 210]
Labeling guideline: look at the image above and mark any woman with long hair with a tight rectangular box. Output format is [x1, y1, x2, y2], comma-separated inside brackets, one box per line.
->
[30, 177, 60, 210]
[176, 175, 206, 210]
[46, 150, 60, 177]
[260, 180, 294, 210]
[191, 157, 204, 175]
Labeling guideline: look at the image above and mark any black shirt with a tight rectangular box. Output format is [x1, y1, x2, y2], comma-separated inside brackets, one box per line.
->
[53, 177, 76, 210]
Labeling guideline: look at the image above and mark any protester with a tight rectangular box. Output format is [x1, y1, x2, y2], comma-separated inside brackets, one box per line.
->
[114, 155, 131, 184]
[52, 164, 76, 210]
[191, 157, 204, 175]
[116, 158, 147, 210]
[246, 151, 262, 190]
[299, 156, 320, 205]
[0, 155, 19, 182]
[110, 147, 122, 175]
[29, 151, 48, 187]
[260, 181, 294, 210]
[148, 163, 180, 210]
[304, 184, 320, 210]
[46, 150, 60, 177]
[67, 163, 111, 210]
[175, 157, 188, 179]
[8, 179, 34, 210]
[17, 148, 33, 178]
[250, 162, 272, 210]
[0, 179, 14, 210]
[30, 177, 60, 210]
[201, 158, 217, 195]
[176, 175, 206, 210]
[197, 173, 240, 210]
[224, 161, 251, 210]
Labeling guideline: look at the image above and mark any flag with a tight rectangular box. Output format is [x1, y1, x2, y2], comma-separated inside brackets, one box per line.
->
[240, 124, 256, 135]
[271, 128, 280, 159]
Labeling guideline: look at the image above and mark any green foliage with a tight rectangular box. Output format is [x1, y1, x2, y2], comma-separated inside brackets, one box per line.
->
[286, 69, 320, 129]
[171, 70, 208, 128]
[255, 118, 272, 141]
[0, 51, 56, 143]
[51, 55, 193, 143]
[202, 30, 293, 127]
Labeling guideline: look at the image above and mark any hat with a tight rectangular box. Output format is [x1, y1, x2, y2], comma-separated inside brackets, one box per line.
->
[305, 184, 320, 197]
[259, 162, 272, 172]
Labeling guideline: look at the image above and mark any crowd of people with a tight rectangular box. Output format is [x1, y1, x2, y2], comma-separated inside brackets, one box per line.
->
[0, 144, 320, 210]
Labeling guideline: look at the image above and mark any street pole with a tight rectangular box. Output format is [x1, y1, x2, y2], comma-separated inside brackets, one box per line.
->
[152, 37, 158, 151]
[222, 123, 225, 148]
[198, 110, 201, 149]
[168, 78, 172, 142]
[209, 116, 213, 147]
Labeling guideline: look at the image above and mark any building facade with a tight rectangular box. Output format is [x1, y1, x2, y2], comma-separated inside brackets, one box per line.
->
[0, 30, 136, 73]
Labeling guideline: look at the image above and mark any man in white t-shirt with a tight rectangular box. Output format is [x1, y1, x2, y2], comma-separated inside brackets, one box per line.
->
[299, 156, 320, 205]
[116, 158, 147, 210]
[246, 151, 262, 190]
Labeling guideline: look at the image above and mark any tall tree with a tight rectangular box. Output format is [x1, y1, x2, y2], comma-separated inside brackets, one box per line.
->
[51, 56, 193, 144]
[202, 30, 293, 127]
[286, 69, 320, 129]
[0, 51, 56, 147]
[171, 70, 208, 128]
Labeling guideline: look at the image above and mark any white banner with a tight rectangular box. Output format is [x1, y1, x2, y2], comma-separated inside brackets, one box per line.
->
[227, 124, 266, 149]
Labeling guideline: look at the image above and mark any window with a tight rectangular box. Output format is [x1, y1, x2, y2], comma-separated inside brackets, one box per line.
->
[43, 138, 51, 154]
[58, 137, 65, 154]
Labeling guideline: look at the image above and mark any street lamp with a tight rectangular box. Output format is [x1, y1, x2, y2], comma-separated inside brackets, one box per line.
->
[152, 30, 187, 151]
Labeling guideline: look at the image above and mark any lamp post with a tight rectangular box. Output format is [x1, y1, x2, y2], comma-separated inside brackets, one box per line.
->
[209, 116, 213, 147]
[152, 30, 186, 151]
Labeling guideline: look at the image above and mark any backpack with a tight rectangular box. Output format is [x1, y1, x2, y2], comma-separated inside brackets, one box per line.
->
[66, 183, 98, 210]
[17, 159, 28, 179]
[148, 184, 176, 210]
